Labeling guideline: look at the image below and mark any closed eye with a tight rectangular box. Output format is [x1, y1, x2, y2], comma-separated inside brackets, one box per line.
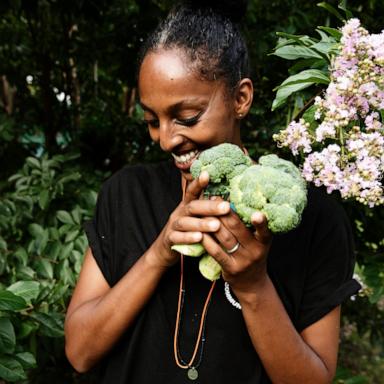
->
[175, 111, 204, 127]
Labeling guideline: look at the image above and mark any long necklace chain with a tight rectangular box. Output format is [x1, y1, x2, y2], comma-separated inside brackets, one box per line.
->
[173, 255, 216, 379]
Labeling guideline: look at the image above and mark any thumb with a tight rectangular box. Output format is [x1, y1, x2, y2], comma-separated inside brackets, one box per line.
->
[251, 211, 272, 244]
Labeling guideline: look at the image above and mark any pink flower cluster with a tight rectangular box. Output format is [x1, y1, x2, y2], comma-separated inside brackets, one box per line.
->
[274, 19, 384, 207]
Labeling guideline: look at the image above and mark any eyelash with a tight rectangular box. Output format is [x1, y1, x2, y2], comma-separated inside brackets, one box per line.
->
[144, 112, 203, 128]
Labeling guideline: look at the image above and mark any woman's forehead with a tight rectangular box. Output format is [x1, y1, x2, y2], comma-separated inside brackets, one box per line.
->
[138, 49, 226, 109]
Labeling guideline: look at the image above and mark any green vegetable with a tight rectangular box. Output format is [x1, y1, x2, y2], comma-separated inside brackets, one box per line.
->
[198, 254, 222, 281]
[171, 243, 205, 257]
[172, 145, 308, 281]
[230, 154, 307, 232]
[190, 143, 252, 198]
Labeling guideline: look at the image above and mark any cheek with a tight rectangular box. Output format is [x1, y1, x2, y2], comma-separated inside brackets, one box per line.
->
[148, 128, 159, 143]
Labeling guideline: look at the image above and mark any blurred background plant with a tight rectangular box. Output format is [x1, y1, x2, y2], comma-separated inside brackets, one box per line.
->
[0, 0, 382, 382]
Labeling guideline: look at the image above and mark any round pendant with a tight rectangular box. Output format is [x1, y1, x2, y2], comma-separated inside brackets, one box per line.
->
[187, 367, 199, 380]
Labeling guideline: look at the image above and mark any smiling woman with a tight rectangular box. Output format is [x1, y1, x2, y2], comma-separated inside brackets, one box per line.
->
[138, 48, 252, 178]
[64, 1, 360, 383]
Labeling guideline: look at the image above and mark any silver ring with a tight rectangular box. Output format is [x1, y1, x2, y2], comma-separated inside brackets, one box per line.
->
[226, 242, 240, 254]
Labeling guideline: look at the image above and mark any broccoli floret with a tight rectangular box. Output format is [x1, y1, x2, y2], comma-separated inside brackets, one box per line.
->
[199, 254, 222, 281]
[229, 154, 307, 232]
[190, 143, 252, 198]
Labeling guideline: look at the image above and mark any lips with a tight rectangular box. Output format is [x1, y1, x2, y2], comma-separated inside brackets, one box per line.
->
[172, 149, 199, 170]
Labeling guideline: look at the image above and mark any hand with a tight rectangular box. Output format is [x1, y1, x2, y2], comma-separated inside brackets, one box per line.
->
[148, 172, 231, 269]
[201, 200, 272, 293]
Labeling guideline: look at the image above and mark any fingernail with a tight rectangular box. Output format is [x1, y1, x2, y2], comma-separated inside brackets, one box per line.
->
[229, 202, 237, 213]
[251, 212, 264, 223]
[208, 220, 220, 230]
[218, 201, 230, 212]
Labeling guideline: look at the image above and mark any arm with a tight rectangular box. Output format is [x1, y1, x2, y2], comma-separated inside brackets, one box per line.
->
[199, 208, 340, 384]
[238, 276, 340, 384]
[65, 246, 169, 373]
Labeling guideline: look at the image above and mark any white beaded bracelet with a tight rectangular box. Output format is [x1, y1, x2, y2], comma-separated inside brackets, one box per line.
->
[224, 282, 242, 310]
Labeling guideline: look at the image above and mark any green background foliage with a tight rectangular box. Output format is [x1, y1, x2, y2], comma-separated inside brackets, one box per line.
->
[0, 0, 383, 382]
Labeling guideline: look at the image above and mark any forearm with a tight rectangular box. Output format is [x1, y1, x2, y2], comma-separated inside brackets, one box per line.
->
[235, 276, 334, 384]
[65, 249, 168, 372]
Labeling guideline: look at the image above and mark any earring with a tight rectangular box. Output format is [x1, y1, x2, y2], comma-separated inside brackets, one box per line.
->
[238, 113, 243, 118]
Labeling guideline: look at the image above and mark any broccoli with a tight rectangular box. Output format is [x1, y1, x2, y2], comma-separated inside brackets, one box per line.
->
[230, 154, 307, 232]
[171, 146, 308, 281]
[190, 143, 252, 198]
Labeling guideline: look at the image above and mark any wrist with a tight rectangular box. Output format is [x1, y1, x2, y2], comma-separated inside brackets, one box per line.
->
[232, 273, 271, 310]
[144, 241, 177, 271]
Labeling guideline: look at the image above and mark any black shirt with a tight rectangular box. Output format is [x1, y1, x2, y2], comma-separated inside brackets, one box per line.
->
[84, 160, 361, 383]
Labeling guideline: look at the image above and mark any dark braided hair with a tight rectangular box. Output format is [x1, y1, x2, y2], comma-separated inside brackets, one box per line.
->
[138, 1, 250, 92]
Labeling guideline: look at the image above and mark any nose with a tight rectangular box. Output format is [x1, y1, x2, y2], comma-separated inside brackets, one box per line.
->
[158, 120, 184, 153]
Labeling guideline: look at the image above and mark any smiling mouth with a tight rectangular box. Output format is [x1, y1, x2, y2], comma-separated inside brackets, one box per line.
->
[171, 149, 199, 170]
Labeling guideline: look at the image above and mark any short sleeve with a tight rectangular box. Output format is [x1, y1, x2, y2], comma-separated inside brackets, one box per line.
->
[83, 181, 113, 286]
[296, 196, 361, 332]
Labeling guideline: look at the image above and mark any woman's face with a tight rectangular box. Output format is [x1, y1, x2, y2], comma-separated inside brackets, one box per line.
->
[138, 48, 242, 181]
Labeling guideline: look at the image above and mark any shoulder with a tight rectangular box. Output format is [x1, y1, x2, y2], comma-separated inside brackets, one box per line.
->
[302, 185, 351, 232]
[103, 160, 176, 189]
[99, 160, 179, 197]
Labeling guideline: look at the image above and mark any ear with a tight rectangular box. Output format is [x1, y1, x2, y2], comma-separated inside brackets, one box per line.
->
[233, 78, 253, 119]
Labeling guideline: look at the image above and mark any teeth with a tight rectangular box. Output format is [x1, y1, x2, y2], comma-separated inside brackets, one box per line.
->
[172, 150, 198, 164]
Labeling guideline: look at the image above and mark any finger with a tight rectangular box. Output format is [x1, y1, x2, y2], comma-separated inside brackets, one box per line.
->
[251, 211, 272, 244]
[219, 209, 253, 246]
[201, 233, 233, 270]
[169, 231, 203, 245]
[172, 216, 221, 233]
[184, 171, 210, 202]
[211, 221, 238, 250]
[186, 200, 230, 216]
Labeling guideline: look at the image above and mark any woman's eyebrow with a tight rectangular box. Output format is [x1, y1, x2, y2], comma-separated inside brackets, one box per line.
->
[139, 98, 207, 115]
[169, 99, 207, 113]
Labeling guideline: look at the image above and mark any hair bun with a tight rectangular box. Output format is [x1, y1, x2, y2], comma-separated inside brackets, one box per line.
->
[184, 0, 248, 23]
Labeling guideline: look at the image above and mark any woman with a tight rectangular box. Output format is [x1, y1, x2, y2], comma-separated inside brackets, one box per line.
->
[65, 2, 360, 383]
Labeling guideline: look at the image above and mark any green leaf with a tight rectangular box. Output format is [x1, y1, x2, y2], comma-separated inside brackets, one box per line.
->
[30, 312, 64, 337]
[0, 290, 27, 311]
[38, 189, 50, 210]
[18, 321, 38, 340]
[71, 207, 81, 224]
[57, 259, 75, 286]
[7, 281, 40, 303]
[15, 352, 36, 369]
[0, 317, 16, 353]
[338, 1, 353, 19]
[57, 210, 74, 224]
[48, 241, 62, 260]
[275, 69, 329, 89]
[0, 237, 7, 251]
[65, 229, 79, 243]
[0, 356, 27, 382]
[272, 45, 323, 60]
[28, 223, 44, 238]
[14, 248, 28, 266]
[272, 82, 316, 111]
[317, 2, 345, 21]
[317, 26, 342, 40]
[35, 229, 49, 255]
[35, 259, 54, 279]
[275, 32, 314, 46]
[310, 41, 336, 55]
[16, 265, 36, 280]
[26, 157, 41, 169]
[59, 242, 74, 260]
